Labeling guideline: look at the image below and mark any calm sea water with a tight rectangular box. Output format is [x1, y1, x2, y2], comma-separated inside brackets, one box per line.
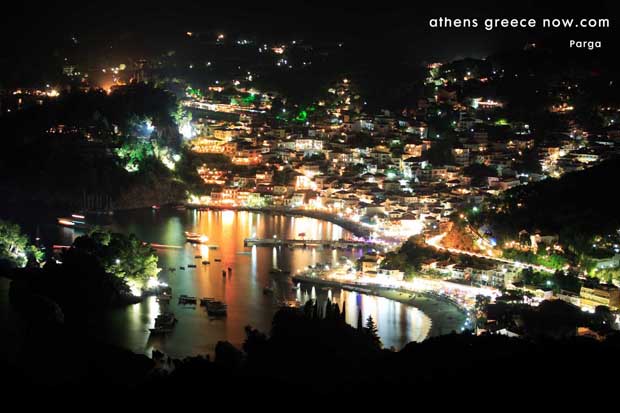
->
[1, 208, 431, 357]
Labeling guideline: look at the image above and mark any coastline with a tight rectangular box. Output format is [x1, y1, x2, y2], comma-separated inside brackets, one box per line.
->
[185, 204, 371, 238]
[379, 290, 467, 338]
[292, 275, 469, 340]
[3, 204, 436, 354]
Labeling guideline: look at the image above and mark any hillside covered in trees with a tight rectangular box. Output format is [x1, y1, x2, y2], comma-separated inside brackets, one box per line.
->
[0, 84, 191, 210]
[476, 158, 620, 260]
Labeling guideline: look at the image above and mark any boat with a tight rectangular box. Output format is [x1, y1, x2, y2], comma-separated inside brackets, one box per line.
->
[202, 260, 210, 265]
[188, 264, 197, 268]
[263, 285, 274, 294]
[179, 266, 185, 270]
[194, 255, 202, 259]
[178, 295, 197, 305]
[152, 205, 160, 210]
[214, 258, 221, 262]
[205, 300, 227, 316]
[168, 267, 176, 272]
[185, 231, 209, 244]
[155, 312, 177, 325]
[149, 326, 173, 334]
[270, 268, 290, 276]
[150, 312, 177, 334]
[200, 297, 215, 306]
[209, 245, 218, 250]
[237, 251, 252, 255]
[176, 205, 186, 211]
[156, 293, 171, 303]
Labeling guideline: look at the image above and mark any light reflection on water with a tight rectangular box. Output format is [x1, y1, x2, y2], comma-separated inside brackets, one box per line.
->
[298, 288, 431, 347]
[1, 208, 432, 358]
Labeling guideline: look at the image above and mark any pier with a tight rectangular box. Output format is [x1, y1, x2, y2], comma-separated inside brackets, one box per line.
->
[243, 237, 376, 249]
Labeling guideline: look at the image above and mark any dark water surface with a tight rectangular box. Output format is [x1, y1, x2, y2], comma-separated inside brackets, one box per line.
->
[1, 207, 431, 357]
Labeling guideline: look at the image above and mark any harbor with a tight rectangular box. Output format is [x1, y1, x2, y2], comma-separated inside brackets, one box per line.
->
[3, 207, 457, 357]
[244, 237, 377, 250]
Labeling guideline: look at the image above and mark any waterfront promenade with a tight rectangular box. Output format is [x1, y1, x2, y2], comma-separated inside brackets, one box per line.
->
[186, 204, 372, 238]
[244, 237, 376, 249]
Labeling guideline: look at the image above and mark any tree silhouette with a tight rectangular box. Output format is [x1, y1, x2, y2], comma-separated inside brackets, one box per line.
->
[357, 308, 363, 331]
[365, 316, 382, 348]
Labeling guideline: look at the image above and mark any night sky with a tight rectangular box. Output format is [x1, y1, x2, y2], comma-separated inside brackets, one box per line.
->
[1, 2, 618, 86]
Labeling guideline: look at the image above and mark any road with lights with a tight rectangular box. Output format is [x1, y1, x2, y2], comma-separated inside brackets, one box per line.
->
[425, 233, 556, 273]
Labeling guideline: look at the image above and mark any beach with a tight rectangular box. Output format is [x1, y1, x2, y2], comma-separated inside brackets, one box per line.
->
[379, 289, 468, 337]
[292, 274, 470, 340]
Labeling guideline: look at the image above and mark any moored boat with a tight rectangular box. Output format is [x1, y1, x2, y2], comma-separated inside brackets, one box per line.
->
[205, 300, 227, 316]
[200, 297, 215, 306]
[149, 326, 173, 334]
[157, 293, 172, 303]
[270, 267, 290, 276]
[178, 294, 197, 305]
[150, 311, 177, 334]
[155, 312, 177, 325]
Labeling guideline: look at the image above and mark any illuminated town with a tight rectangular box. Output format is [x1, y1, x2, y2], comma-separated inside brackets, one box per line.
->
[1, 3, 620, 403]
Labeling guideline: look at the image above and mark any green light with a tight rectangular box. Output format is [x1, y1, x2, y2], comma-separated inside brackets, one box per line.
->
[294, 110, 308, 122]
[242, 94, 256, 105]
[186, 87, 202, 98]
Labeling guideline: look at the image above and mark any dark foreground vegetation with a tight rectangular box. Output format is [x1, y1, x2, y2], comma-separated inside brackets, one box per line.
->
[4, 229, 159, 327]
[2, 295, 620, 405]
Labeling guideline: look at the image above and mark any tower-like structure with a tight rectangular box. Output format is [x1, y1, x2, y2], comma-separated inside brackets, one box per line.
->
[132, 59, 147, 83]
